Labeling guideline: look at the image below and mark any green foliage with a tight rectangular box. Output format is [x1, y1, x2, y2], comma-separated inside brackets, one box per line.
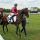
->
[3, 8, 11, 13]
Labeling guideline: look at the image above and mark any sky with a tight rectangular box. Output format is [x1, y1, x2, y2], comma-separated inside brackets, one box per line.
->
[0, 0, 40, 9]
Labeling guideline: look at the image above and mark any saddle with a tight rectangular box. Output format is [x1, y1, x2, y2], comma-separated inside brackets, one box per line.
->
[7, 15, 17, 23]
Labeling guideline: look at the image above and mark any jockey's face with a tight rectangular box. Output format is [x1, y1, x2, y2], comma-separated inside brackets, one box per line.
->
[15, 5, 17, 8]
[14, 4, 17, 8]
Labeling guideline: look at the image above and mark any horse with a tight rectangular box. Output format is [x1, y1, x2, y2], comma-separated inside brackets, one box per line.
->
[1, 8, 29, 37]
[18, 8, 29, 36]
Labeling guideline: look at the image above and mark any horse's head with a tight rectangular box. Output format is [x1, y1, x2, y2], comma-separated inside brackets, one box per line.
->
[17, 8, 29, 19]
[21, 8, 29, 18]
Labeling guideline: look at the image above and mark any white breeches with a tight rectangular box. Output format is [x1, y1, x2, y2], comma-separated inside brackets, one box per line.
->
[7, 13, 17, 22]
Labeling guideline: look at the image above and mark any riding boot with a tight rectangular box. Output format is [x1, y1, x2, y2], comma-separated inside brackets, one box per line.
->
[10, 15, 14, 20]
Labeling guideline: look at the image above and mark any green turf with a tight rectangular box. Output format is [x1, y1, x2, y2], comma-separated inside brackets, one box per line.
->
[0, 14, 40, 40]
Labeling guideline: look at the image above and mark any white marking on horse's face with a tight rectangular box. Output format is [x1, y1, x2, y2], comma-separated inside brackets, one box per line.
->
[0, 35, 4, 40]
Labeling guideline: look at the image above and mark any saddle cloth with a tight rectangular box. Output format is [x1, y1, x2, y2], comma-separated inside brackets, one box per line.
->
[7, 14, 16, 23]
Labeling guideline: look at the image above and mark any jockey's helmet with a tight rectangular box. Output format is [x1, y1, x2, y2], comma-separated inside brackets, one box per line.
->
[14, 3, 17, 7]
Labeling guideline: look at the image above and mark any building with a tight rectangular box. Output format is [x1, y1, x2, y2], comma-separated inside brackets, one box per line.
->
[30, 7, 38, 13]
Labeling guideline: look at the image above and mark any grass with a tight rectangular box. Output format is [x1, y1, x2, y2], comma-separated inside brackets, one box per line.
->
[0, 14, 40, 40]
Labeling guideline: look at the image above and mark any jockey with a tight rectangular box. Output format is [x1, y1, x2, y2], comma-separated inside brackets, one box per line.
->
[10, 3, 18, 22]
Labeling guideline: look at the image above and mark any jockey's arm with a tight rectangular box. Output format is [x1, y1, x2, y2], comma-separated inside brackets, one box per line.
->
[14, 10, 18, 16]
[14, 13, 18, 16]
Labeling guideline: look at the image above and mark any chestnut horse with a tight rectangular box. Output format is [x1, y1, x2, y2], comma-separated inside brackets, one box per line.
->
[1, 8, 29, 37]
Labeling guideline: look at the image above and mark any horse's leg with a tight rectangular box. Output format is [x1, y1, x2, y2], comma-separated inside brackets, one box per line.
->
[21, 20, 27, 36]
[2, 25, 5, 33]
[16, 24, 21, 37]
[21, 22, 24, 32]
[19, 27, 21, 38]
[21, 27, 24, 32]
[23, 26, 27, 36]
[6, 24, 8, 32]
[16, 25, 19, 35]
